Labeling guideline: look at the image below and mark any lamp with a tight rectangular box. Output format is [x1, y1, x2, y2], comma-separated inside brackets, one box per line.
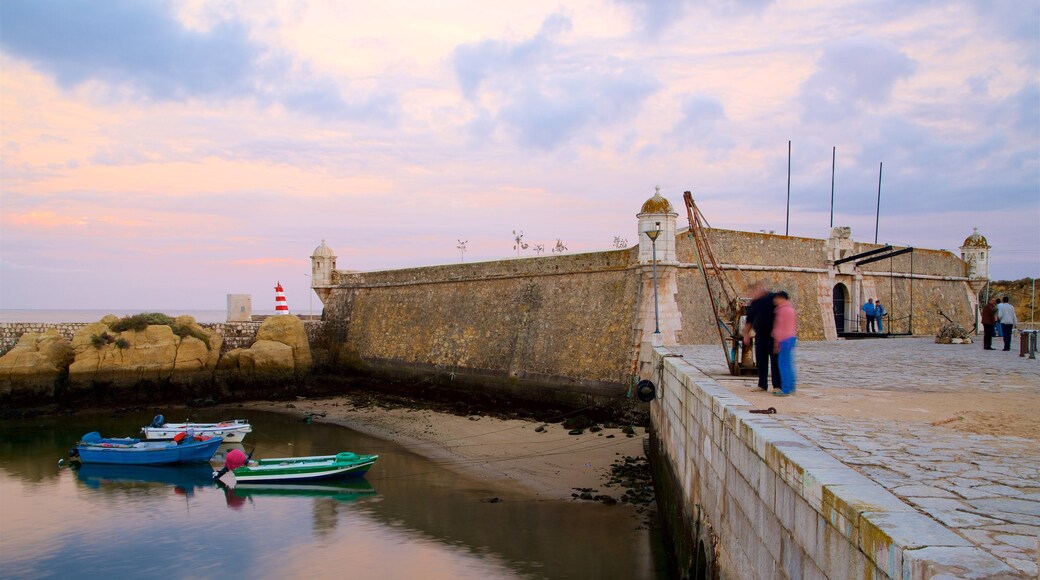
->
[643, 221, 662, 335]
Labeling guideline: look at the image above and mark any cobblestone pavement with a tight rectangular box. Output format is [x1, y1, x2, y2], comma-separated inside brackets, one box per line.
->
[672, 337, 1040, 577]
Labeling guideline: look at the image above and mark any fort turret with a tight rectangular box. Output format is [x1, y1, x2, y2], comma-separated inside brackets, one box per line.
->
[636, 186, 678, 265]
[310, 239, 337, 305]
[959, 227, 990, 282]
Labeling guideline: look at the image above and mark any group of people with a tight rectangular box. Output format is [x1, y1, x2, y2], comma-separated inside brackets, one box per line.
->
[861, 298, 887, 333]
[981, 296, 1019, 351]
[742, 285, 797, 397]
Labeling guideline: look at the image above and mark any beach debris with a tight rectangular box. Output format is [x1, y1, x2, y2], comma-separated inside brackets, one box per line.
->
[604, 456, 655, 506]
[930, 416, 964, 426]
[935, 323, 972, 344]
[482, 497, 503, 503]
[534, 425, 546, 433]
[568, 428, 584, 435]
[562, 415, 592, 430]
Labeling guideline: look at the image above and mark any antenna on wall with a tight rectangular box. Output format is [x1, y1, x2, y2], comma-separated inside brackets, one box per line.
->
[830, 146, 836, 228]
[785, 140, 791, 236]
[875, 162, 883, 244]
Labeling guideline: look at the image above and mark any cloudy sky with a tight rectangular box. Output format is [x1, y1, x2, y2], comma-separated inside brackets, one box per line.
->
[1, 0, 1037, 312]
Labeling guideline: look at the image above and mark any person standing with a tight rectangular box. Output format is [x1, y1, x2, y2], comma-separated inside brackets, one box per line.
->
[742, 284, 781, 391]
[772, 291, 797, 396]
[981, 297, 998, 350]
[862, 298, 877, 333]
[875, 300, 887, 333]
[996, 297, 1018, 351]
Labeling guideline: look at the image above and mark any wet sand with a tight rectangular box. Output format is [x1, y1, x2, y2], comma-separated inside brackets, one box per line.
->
[236, 395, 649, 502]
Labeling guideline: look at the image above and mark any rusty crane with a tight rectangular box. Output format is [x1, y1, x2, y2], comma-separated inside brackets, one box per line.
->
[682, 191, 757, 376]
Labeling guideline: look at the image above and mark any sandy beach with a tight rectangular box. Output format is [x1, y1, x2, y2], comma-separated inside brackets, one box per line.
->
[236, 394, 651, 504]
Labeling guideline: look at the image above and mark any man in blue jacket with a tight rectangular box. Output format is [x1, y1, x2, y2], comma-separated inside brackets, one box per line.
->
[862, 299, 877, 333]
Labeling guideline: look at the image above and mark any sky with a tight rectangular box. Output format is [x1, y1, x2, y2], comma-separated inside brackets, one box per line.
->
[1, 0, 1038, 312]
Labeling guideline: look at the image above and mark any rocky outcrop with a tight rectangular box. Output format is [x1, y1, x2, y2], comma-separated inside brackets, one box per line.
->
[67, 315, 223, 387]
[217, 315, 311, 380]
[0, 329, 73, 402]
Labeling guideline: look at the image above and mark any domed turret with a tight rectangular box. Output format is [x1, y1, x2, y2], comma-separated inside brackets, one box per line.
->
[962, 227, 988, 248]
[640, 190, 675, 214]
[959, 227, 990, 280]
[312, 239, 336, 259]
[310, 240, 337, 303]
[636, 186, 678, 264]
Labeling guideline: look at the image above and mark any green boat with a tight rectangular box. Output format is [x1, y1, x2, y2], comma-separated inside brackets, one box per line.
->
[228, 452, 378, 483]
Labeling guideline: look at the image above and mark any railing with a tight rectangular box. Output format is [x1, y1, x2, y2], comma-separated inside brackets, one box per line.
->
[842, 313, 909, 335]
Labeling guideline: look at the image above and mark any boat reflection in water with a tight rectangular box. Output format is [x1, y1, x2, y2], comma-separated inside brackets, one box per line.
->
[74, 462, 216, 496]
[230, 478, 377, 502]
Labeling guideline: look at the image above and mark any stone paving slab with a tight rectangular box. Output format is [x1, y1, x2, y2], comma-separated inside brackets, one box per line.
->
[673, 337, 1040, 578]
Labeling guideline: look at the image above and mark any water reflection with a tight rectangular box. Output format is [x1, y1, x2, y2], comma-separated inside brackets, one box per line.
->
[0, 409, 669, 579]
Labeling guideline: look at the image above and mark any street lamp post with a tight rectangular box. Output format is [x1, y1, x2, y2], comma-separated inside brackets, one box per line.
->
[644, 222, 662, 336]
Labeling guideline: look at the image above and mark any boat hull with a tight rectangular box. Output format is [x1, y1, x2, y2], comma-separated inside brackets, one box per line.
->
[232, 452, 378, 483]
[75, 436, 224, 465]
[141, 420, 252, 443]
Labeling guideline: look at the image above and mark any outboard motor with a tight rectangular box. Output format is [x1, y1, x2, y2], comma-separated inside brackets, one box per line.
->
[150, 414, 165, 428]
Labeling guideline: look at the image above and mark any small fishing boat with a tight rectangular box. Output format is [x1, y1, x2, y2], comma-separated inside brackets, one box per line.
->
[141, 415, 252, 443]
[71, 431, 224, 465]
[216, 450, 378, 483]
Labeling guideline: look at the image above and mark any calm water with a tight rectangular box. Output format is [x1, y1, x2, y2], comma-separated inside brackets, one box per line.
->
[0, 409, 671, 579]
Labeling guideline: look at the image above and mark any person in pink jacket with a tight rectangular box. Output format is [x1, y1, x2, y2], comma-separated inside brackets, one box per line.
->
[772, 291, 797, 396]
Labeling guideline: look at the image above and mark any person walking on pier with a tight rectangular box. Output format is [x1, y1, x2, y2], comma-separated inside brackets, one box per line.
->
[772, 291, 797, 396]
[981, 297, 998, 350]
[862, 298, 877, 333]
[996, 297, 1018, 351]
[743, 284, 781, 391]
[875, 300, 887, 333]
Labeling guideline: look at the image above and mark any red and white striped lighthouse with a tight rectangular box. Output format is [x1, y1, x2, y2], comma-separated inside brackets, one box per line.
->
[274, 282, 289, 315]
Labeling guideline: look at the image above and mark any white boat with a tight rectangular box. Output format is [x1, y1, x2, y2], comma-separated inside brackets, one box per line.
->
[141, 415, 252, 443]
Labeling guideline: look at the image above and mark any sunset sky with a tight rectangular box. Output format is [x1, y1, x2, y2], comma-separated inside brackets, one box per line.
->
[2, 0, 1037, 311]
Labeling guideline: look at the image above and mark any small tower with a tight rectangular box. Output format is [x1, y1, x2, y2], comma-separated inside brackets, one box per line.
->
[959, 227, 990, 281]
[636, 186, 678, 264]
[274, 282, 289, 315]
[310, 239, 337, 305]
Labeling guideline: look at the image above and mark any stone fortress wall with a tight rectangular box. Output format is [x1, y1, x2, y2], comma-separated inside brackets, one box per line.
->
[318, 249, 644, 404]
[310, 191, 979, 404]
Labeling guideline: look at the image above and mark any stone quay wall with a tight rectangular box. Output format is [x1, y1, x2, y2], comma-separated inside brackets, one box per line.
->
[648, 347, 975, 579]
[319, 249, 643, 403]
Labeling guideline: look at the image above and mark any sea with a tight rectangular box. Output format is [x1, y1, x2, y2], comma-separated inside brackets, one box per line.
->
[0, 309, 283, 324]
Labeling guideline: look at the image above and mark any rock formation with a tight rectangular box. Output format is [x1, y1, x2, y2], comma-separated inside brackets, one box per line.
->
[67, 315, 223, 387]
[0, 329, 73, 402]
[217, 315, 311, 379]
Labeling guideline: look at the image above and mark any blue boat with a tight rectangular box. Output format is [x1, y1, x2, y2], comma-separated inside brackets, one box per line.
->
[71, 431, 223, 465]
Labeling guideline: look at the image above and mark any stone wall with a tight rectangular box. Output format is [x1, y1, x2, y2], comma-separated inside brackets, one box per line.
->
[313, 227, 976, 400]
[649, 347, 980, 579]
[670, 228, 975, 343]
[320, 250, 642, 403]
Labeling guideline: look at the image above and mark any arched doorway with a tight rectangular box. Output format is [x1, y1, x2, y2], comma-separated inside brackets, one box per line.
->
[833, 283, 848, 332]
